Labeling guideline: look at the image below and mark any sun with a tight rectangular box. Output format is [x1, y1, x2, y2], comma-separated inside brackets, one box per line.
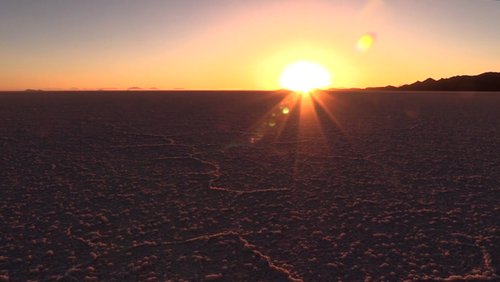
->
[279, 60, 332, 93]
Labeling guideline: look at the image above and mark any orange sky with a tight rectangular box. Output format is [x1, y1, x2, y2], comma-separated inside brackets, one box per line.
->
[1, 0, 499, 90]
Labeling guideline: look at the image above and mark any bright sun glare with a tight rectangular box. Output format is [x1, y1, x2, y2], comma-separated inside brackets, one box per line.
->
[279, 61, 331, 93]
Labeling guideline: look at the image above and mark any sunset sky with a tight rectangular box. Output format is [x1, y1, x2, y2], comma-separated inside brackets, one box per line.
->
[1, 0, 499, 91]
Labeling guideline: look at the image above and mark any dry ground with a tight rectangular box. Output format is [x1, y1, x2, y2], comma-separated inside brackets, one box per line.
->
[0, 91, 499, 281]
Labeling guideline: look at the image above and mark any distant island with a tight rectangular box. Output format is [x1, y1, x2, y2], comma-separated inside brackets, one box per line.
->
[366, 72, 500, 91]
[24, 89, 44, 92]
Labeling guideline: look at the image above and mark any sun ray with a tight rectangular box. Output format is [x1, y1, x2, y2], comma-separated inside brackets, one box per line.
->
[306, 91, 408, 188]
[290, 91, 331, 182]
[246, 91, 299, 144]
[272, 94, 301, 143]
[309, 91, 351, 140]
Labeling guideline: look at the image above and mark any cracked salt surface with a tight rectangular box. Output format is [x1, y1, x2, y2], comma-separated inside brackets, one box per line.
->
[0, 91, 499, 281]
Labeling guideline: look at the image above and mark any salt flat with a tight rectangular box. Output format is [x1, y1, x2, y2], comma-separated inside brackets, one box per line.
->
[0, 91, 499, 281]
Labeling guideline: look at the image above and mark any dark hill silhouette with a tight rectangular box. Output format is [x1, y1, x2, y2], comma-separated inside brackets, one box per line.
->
[367, 72, 500, 91]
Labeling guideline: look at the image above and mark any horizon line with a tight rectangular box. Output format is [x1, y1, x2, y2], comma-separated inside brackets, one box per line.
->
[2, 71, 498, 92]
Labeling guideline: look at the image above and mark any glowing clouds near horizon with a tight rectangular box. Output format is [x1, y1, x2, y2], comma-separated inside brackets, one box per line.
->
[279, 61, 332, 93]
[357, 33, 375, 52]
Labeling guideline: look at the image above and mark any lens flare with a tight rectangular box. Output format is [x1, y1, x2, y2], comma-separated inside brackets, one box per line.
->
[357, 33, 375, 52]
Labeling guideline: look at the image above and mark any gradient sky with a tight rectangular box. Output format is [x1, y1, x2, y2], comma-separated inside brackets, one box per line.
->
[1, 0, 499, 90]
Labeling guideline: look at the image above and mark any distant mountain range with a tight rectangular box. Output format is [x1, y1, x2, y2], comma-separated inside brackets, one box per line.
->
[366, 72, 500, 91]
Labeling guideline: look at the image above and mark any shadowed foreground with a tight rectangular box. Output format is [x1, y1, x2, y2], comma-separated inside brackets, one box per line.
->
[0, 91, 499, 281]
